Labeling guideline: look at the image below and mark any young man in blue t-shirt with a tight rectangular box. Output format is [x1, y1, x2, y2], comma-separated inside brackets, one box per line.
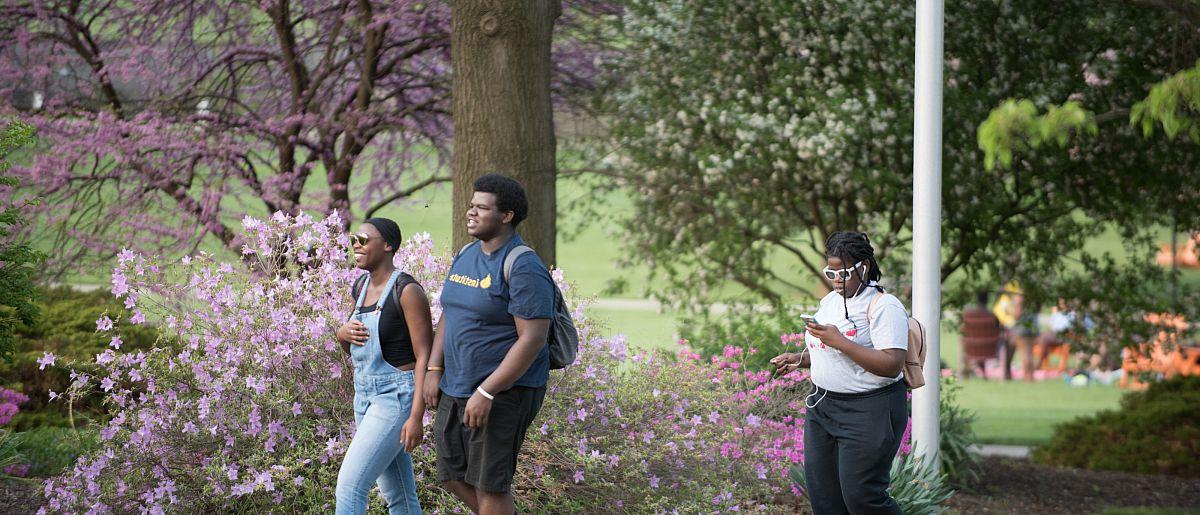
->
[423, 173, 554, 515]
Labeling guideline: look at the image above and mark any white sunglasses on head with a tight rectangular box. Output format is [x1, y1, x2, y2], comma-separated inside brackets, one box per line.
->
[822, 260, 864, 281]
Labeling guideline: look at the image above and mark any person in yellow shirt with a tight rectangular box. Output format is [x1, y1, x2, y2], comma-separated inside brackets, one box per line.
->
[993, 283, 1037, 380]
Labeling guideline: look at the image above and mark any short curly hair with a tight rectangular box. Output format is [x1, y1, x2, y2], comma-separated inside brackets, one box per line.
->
[473, 173, 529, 227]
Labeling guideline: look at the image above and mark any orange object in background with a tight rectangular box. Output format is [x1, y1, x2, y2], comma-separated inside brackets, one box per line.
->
[1120, 314, 1196, 390]
[1033, 334, 1071, 374]
[1156, 237, 1200, 269]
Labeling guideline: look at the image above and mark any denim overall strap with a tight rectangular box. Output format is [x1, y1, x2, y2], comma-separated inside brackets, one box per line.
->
[355, 269, 401, 312]
[351, 269, 404, 379]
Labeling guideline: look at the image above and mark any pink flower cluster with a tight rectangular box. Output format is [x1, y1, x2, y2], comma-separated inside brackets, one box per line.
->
[0, 387, 28, 427]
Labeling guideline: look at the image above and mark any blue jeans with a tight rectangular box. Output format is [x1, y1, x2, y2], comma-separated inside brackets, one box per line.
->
[335, 371, 422, 515]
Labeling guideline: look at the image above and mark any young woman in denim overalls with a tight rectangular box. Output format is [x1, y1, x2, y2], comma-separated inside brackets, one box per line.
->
[334, 219, 432, 515]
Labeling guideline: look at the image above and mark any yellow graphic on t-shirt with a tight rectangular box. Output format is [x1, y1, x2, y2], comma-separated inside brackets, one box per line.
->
[448, 272, 492, 289]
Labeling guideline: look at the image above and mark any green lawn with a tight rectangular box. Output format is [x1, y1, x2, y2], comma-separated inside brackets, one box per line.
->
[588, 305, 681, 352]
[955, 378, 1124, 446]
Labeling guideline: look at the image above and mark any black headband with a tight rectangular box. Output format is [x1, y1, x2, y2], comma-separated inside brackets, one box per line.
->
[364, 217, 402, 251]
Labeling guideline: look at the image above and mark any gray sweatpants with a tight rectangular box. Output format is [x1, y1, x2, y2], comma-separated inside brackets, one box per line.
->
[803, 380, 907, 515]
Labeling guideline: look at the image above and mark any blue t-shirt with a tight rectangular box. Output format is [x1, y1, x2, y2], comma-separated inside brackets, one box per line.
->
[439, 234, 554, 398]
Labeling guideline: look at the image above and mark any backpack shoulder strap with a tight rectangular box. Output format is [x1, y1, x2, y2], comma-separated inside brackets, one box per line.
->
[503, 245, 534, 283]
[866, 291, 887, 323]
[351, 273, 369, 302]
[391, 272, 418, 313]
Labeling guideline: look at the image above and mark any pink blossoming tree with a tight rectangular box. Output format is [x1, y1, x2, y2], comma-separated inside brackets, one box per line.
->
[0, 0, 608, 277]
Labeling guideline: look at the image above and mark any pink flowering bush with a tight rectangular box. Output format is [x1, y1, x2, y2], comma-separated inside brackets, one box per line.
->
[39, 212, 910, 513]
[0, 387, 27, 427]
[1, 386, 30, 478]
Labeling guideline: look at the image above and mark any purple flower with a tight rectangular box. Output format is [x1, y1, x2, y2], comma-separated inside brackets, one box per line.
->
[111, 271, 129, 297]
[745, 414, 762, 428]
[37, 352, 56, 370]
[573, 469, 584, 484]
[96, 315, 113, 332]
[3, 463, 29, 477]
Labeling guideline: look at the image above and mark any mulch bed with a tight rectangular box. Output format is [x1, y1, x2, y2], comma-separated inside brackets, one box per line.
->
[0, 479, 41, 515]
[949, 457, 1200, 514]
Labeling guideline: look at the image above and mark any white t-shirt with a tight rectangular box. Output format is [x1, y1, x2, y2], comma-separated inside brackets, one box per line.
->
[805, 282, 910, 393]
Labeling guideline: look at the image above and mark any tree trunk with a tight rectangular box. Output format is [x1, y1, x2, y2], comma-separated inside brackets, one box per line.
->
[450, 0, 560, 267]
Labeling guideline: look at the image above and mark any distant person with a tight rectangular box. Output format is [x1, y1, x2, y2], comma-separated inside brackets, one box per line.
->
[994, 283, 1038, 380]
[334, 218, 432, 515]
[1036, 298, 1094, 374]
[770, 231, 909, 515]
[961, 291, 1010, 379]
[423, 174, 554, 515]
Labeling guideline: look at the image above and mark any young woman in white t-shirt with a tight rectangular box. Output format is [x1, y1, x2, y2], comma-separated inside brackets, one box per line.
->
[770, 232, 909, 515]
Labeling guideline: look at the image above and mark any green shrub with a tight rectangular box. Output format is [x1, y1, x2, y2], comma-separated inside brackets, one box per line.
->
[0, 428, 23, 479]
[9, 426, 98, 478]
[1, 286, 159, 430]
[938, 376, 980, 485]
[0, 119, 43, 364]
[886, 453, 955, 515]
[678, 304, 808, 371]
[1033, 375, 1200, 476]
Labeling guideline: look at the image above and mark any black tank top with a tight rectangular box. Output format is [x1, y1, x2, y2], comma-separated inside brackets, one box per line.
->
[354, 273, 417, 368]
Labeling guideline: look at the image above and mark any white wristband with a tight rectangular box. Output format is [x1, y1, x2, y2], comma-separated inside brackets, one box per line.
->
[476, 386, 495, 400]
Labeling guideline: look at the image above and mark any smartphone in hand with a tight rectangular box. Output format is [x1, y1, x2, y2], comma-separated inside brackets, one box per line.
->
[801, 314, 819, 327]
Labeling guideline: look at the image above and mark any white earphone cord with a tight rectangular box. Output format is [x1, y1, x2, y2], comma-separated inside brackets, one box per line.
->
[798, 346, 829, 408]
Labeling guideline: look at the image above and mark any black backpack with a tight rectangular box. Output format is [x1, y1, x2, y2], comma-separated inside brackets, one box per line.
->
[457, 242, 579, 369]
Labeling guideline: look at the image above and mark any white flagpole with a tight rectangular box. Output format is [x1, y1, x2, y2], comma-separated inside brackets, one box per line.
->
[911, 0, 945, 472]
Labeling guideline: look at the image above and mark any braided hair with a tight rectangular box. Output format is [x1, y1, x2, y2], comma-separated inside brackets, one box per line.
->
[825, 231, 884, 324]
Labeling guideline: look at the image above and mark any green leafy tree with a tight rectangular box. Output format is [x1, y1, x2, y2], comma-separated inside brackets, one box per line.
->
[0, 120, 42, 363]
[974, 1, 1200, 349]
[589, 0, 1200, 352]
